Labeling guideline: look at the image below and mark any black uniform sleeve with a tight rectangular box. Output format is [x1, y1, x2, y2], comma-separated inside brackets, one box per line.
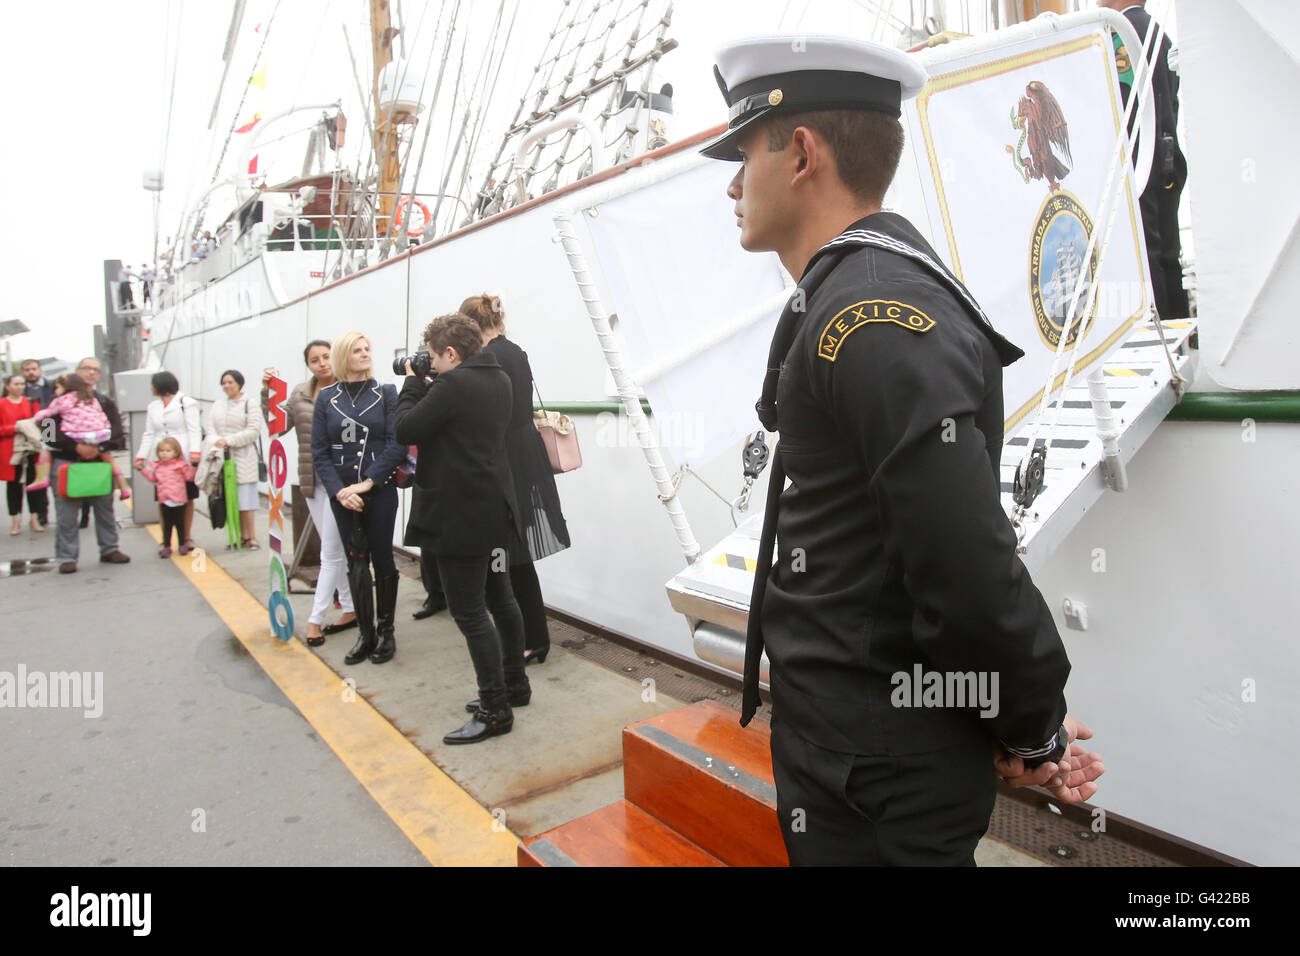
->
[820, 278, 1070, 749]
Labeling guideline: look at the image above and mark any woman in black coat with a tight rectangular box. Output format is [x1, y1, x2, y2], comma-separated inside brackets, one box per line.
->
[395, 313, 528, 745]
[311, 331, 406, 666]
[460, 294, 570, 664]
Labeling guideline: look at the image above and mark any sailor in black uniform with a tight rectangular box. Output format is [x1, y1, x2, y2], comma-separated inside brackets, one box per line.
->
[701, 34, 1106, 866]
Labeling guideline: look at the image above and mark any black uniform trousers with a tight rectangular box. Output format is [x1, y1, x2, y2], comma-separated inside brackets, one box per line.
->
[1141, 184, 1190, 322]
[770, 712, 998, 866]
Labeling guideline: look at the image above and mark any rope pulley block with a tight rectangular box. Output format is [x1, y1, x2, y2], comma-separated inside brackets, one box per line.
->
[742, 431, 770, 480]
[1013, 438, 1048, 508]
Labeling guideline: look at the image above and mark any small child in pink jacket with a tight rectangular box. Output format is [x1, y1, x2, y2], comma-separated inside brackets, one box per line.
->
[142, 437, 197, 557]
[28, 374, 130, 499]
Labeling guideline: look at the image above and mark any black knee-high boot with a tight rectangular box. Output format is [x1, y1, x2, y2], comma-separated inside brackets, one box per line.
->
[370, 575, 399, 664]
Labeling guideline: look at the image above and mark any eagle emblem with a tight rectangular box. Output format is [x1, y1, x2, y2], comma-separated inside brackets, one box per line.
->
[1006, 81, 1072, 192]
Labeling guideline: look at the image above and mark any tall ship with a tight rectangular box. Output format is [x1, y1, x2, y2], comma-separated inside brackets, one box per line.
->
[100, 0, 1297, 866]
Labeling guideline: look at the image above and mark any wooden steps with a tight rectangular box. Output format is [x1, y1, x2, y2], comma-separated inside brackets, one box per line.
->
[517, 801, 724, 867]
[519, 700, 787, 867]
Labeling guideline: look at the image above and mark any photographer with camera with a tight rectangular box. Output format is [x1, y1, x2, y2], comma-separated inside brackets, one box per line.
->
[394, 313, 528, 745]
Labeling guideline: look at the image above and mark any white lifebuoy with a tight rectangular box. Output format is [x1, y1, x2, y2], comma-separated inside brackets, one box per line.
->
[393, 197, 430, 237]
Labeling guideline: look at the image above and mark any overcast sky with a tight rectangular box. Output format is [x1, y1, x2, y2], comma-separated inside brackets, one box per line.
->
[0, 0, 1141, 366]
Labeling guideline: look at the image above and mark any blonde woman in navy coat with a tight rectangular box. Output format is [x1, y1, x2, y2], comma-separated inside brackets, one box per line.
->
[311, 331, 406, 666]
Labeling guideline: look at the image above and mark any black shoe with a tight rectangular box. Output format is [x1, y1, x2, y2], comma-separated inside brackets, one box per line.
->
[412, 594, 447, 620]
[305, 632, 326, 647]
[79, 514, 90, 529]
[321, 616, 357, 635]
[370, 575, 398, 664]
[466, 684, 531, 712]
[343, 611, 377, 665]
[443, 704, 513, 745]
[523, 647, 549, 665]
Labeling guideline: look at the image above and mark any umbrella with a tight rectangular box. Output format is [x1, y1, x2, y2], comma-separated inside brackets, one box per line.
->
[222, 457, 241, 548]
[345, 497, 374, 649]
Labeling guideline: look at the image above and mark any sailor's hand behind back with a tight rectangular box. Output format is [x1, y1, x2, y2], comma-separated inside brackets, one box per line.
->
[1052, 714, 1104, 802]
[993, 714, 1104, 803]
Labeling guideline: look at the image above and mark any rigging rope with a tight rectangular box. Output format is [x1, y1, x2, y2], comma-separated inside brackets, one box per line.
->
[1011, 3, 1170, 523]
[205, 0, 283, 194]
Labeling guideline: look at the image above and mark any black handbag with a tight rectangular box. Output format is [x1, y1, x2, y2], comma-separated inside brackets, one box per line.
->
[208, 491, 227, 529]
[208, 448, 231, 529]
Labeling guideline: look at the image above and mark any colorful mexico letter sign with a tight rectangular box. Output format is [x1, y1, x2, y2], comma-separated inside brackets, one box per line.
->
[265, 375, 294, 641]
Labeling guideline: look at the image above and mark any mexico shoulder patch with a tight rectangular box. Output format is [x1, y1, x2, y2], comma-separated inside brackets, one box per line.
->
[817, 300, 935, 361]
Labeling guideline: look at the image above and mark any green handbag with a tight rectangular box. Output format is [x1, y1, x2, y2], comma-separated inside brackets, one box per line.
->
[56, 461, 114, 498]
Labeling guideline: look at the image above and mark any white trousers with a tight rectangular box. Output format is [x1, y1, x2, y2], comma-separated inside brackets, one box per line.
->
[304, 484, 354, 624]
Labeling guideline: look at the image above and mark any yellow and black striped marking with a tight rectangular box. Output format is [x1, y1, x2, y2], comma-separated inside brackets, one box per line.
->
[713, 552, 758, 573]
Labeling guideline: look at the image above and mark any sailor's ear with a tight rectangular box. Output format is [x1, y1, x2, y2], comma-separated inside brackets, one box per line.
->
[789, 126, 818, 179]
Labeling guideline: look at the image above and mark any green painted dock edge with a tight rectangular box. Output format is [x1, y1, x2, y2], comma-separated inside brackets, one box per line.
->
[534, 400, 653, 415]
[1166, 391, 1300, 423]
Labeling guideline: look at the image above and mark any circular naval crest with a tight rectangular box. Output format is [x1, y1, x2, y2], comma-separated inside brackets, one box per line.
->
[1028, 190, 1098, 350]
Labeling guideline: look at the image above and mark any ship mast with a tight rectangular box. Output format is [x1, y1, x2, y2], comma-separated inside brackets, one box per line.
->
[370, 0, 414, 236]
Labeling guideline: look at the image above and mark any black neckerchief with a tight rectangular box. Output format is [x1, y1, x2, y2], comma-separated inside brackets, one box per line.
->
[741, 247, 850, 726]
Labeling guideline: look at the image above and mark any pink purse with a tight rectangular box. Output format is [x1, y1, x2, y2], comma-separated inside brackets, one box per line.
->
[533, 385, 582, 474]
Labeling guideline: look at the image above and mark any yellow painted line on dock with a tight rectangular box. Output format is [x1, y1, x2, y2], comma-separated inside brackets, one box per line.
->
[148, 525, 519, 867]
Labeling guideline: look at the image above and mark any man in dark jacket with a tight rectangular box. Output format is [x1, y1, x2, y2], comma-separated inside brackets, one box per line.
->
[20, 359, 55, 406]
[19, 359, 53, 527]
[52, 357, 130, 572]
[1103, 0, 1190, 320]
[395, 313, 527, 745]
[702, 35, 1104, 865]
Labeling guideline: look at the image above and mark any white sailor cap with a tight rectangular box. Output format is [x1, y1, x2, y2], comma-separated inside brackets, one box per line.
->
[701, 34, 928, 161]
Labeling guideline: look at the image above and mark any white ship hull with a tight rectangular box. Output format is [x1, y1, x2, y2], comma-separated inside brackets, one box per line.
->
[147, 142, 760, 667]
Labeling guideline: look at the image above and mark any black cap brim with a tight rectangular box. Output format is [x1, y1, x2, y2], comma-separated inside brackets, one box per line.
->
[699, 108, 773, 161]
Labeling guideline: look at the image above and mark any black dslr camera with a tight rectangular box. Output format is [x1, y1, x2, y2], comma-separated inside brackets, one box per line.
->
[393, 348, 432, 378]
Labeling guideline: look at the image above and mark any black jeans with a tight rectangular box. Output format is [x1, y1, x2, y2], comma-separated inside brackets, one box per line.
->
[437, 553, 526, 710]
[328, 484, 398, 579]
[770, 712, 997, 866]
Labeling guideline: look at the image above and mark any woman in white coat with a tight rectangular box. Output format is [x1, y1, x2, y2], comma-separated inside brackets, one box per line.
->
[133, 370, 203, 553]
[206, 369, 263, 549]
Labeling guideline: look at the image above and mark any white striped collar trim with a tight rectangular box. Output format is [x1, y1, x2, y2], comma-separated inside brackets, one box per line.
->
[818, 228, 992, 327]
